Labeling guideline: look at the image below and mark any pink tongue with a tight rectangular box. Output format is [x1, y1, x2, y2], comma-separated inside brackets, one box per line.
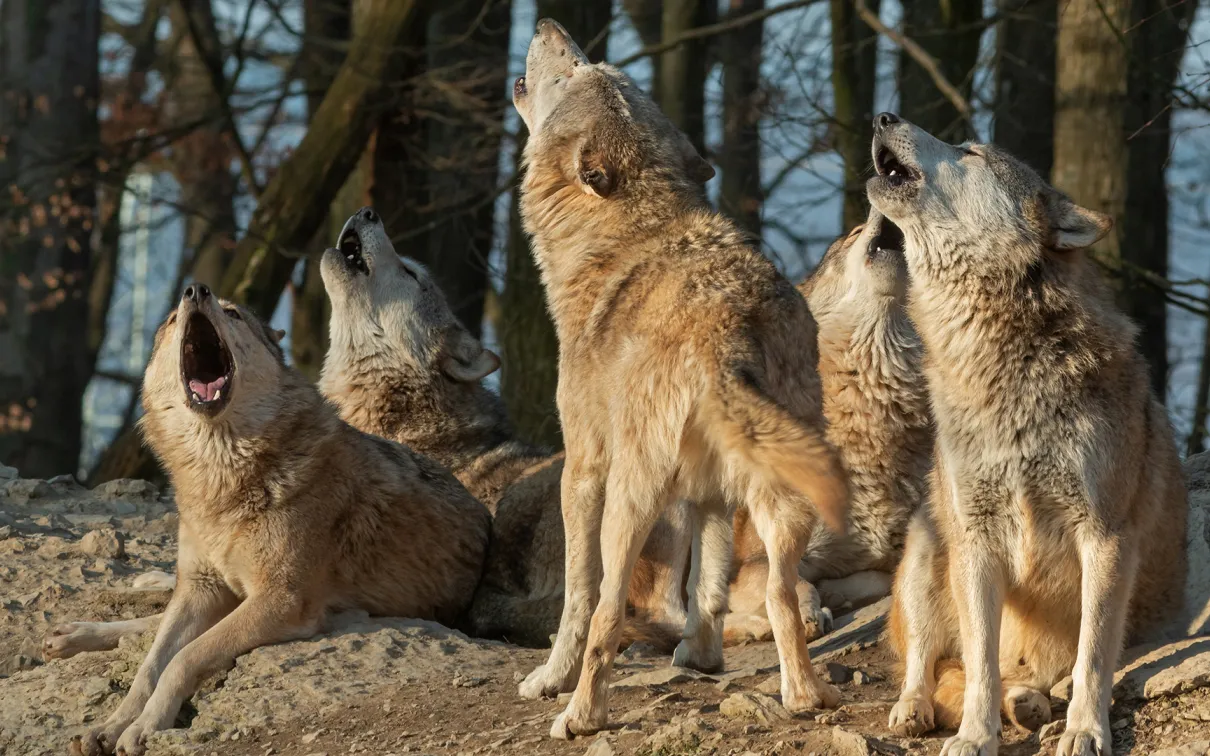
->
[189, 375, 227, 402]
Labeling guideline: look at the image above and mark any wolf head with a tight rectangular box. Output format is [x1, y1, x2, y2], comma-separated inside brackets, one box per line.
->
[141, 283, 287, 433]
[513, 18, 714, 208]
[801, 207, 908, 319]
[320, 207, 499, 388]
[865, 112, 1112, 272]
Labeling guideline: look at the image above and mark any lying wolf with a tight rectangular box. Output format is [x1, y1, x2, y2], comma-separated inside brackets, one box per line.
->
[320, 207, 692, 648]
[870, 112, 1187, 756]
[725, 207, 933, 644]
[514, 18, 849, 738]
[72, 284, 490, 756]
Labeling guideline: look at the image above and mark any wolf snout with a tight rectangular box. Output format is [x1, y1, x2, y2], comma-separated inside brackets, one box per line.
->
[873, 112, 901, 132]
[183, 283, 211, 304]
[536, 17, 568, 41]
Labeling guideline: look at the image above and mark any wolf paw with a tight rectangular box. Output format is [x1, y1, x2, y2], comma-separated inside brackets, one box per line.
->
[550, 699, 607, 740]
[784, 679, 841, 712]
[1004, 686, 1051, 732]
[671, 636, 723, 673]
[889, 693, 935, 737]
[518, 663, 573, 700]
[44, 623, 113, 660]
[131, 570, 176, 590]
[940, 735, 997, 756]
[76, 727, 119, 756]
[1055, 729, 1106, 756]
[114, 721, 150, 756]
[803, 605, 833, 642]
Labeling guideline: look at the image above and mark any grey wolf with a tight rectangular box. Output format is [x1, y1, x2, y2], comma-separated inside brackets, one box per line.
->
[319, 207, 693, 648]
[724, 207, 933, 644]
[870, 112, 1186, 756]
[514, 18, 849, 739]
[73, 284, 490, 756]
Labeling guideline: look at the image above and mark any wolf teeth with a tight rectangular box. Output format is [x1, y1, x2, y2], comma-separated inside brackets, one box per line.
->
[192, 391, 202, 403]
[889, 169, 899, 177]
[214, 389, 221, 401]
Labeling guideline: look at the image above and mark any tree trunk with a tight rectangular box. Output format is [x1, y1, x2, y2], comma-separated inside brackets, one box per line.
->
[1051, 0, 1130, 274]
[992, 0, 1056, 176]
[720, 0, 765, 238]
[1121, 0, 1195, 399]
[660, 0, 715, 154]
[898, 0, 983, 142]
[217, 0, 427, 318]
[500, 0, 612, 449]
[418, 0, 511, 337]
[623, 0, 664, 100]
[291, 0, 352, 380]
[0, 0, 101, 478]
[831, 0, 881, 229]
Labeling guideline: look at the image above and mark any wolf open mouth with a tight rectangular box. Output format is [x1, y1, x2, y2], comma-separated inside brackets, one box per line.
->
[874, 146, 920, 188]
[339, 227, 369, 275]
[181, 312, 234, 416]
[869, 216, 905, 260]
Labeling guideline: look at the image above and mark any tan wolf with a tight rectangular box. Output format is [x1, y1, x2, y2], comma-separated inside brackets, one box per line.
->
[319, 207, 693, 648]
[72, 284, 490, 756]
[513, 18, 849, 739]
[868, 112, 1187, 756]
[725, 207, 933, 644]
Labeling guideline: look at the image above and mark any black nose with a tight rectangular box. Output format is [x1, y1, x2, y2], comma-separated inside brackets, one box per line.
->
[184, 283, 211, 303]
[874, 112, 900, 131]
[360, 207, 378, 224]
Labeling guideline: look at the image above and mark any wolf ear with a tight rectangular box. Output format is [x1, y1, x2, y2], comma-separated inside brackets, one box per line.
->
[575, 143, 618, 199]
[1048, 195, 1113, 250]
[676, 131, 715, 184]
[442, 330, 501, 383]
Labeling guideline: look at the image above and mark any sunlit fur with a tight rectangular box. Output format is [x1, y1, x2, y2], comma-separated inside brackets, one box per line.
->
[870, 116, 1187, 756]
[514, 18, 849, 739]
[76, 290, 490, 756]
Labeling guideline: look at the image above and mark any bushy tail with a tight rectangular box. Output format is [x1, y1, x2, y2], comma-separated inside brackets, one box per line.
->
[933, 659, 967, 730]
[709, 369, 850, 533]
[619, 615, 684, 652]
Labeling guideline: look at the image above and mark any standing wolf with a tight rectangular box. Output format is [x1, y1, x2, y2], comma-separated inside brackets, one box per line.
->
[514, 18, 849, 738]
[869, 113, 1187, 756]
[73, 285, 490, 756]
[725, 208, 932, 643]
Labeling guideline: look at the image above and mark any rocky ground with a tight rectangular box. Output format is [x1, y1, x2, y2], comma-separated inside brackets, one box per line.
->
[4, 463, 1210, 756]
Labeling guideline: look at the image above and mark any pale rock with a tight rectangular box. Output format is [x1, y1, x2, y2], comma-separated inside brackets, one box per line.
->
[1116, 638, 1210, 700]
[612, 666, 705, 688]
[78, 528, 125, 558]
[719, 692, 790, 724]
[584, 737, 615, 756]
[0, 464, 18, 479]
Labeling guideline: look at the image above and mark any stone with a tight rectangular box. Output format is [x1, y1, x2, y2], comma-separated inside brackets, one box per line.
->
[830, 727, 903, 756]
[1152, 742, 1210, 756]
[612, 666, 705, 688]
[1039, 719, 1067, 742]
[641, 718, 711, 752]
[1051, 675, 1073, 702]
[1116, 638, 1210, 700]
[584, 737, 615, 756]
[3, 479, 51, 504]
[78, 528, 125, 559]
[0, 464, 17, 480]
[757, 676, 781, 695]
[852, 670, 880, 686]
[719, 692, 790, 724]
[93, 478, 159, 501]
[822, 662, 853, 684]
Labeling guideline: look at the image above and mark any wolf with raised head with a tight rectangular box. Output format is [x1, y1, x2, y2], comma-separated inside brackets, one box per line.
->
[72, 284, 490, 756]
[513, 18, 850, 739]
[725, 207, 933, 643]
[869, 112, 1187, 756]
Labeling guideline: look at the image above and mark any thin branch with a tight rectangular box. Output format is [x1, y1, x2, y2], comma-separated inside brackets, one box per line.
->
[613, 0, 827, 68]
[852, 0, 974, 122]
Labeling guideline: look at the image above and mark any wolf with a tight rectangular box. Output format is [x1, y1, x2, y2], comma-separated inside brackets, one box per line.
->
[724, 207, 933, 644]
[513, 18, 850, 739]
[868, 112, 1187, 756]
[319, 207, 693, 648]
[71, 284, 490, 756]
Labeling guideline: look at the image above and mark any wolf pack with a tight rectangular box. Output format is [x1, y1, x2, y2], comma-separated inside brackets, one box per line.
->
[47, 18, 1200, 756]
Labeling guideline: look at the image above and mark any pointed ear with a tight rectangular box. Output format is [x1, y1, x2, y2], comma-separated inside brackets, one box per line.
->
[441, 330, 500, 383]
[575, 142, 617, 198]
[1048, 195, 1113, 250]
[676, 131, 715, 183]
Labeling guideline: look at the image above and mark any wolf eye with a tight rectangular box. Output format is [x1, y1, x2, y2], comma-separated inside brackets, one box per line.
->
[962, 146, 981, 157]
[166, 313, 177, 326]
[223, 307, 242, 321]
[847, 225, 864, 240]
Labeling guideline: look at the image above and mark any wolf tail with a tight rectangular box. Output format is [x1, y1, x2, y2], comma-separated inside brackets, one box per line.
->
[708, 368, 849, 533]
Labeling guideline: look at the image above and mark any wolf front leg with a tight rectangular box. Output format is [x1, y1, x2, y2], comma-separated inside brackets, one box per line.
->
[518, 445, 607, 700]
[112, 590, 322, 756]
[1057, 530, 1138, 756]
[941, 525, 1006, 756]
[75, 575, 236, 756]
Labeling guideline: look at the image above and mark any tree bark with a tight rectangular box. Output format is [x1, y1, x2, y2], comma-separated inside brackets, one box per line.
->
[897, 0, 982, 142]
[417, 0, 511, 337]
[660, 0, 715, 154]
[1051, 0, 1130, 276]
[0, 0, 101, 477]
[831, 0, 881, 229]
[623, 0, 664, 101]
[500, 0, 612, 449]
[217, 0, 428, 318]
[993, 0, 1056, 175]
[1121, 0, 1195, 399]
[720, 0, 765, 237]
